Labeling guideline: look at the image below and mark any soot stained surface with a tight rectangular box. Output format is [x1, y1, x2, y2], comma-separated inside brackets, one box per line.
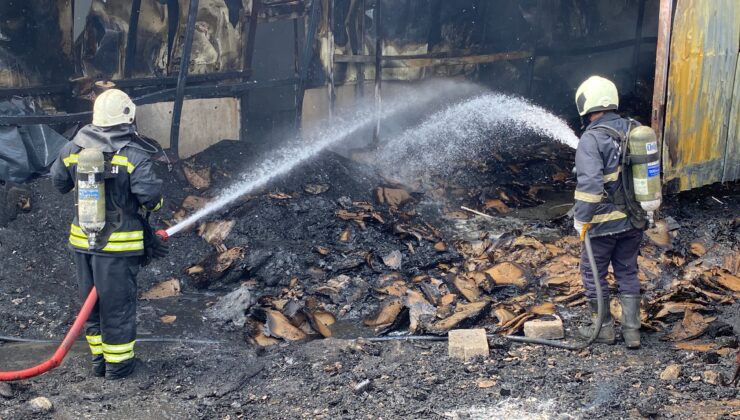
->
[0, 138, 738, 419]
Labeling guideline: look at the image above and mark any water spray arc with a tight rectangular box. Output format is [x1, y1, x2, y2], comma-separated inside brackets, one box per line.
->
[164, 80, 479, 237]
[2, 84, 587, 381]
[376, 93, 578, 183]
[0, 80, 478, 381]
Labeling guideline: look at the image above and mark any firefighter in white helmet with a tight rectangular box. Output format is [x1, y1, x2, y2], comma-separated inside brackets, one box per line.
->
[572, 76, 646, 349]
[51, 89, 168, 379]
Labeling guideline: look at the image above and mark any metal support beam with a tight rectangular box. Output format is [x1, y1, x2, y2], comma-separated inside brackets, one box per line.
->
[372, 0, 382, 145]
[526, 57, 536, 97]
[334, 37, 658, 65]
[327, 0, 336, 117]
[293, 18, 301, 130]
[169, 0, 200, 159]
[240, 0, 261, 141]
[296, 0, 322, 129]
[427, 0, 443, 52]
[355, 0, 366, 99]
[124, 0, 143, 78]
[335, 50, 532, 65]
[0, 78, 299, 126]
[651, 0, 674, 143]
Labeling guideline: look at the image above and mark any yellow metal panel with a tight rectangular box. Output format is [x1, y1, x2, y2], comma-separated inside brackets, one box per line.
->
[723, 58, 740, 182]
[662, 0, 740, 192]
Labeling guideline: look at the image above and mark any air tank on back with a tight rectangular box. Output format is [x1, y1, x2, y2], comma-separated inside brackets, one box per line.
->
[627, 126, 661, 223]
[76, 148, 106, 249]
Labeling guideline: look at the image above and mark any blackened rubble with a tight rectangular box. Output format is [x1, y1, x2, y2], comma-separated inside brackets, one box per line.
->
[1, 136, 739, 419]
[153, 138, 740, 350]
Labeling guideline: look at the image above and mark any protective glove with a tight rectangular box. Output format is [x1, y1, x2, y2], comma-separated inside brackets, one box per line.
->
[574, 219, 591, 241]
[151, 232, 170, 258]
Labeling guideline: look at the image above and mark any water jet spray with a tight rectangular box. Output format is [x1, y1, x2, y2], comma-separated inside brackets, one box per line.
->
[0, 80, 482, 381]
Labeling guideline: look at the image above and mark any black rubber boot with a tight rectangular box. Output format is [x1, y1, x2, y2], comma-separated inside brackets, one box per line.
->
[577, 299, 615, 344]
[105, 359, 136, 380]
[92, 355, 105, 378]
[620, 294, 641, 349]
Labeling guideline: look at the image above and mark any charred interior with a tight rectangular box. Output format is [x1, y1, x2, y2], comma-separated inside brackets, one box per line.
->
[0, 0, 738, 418]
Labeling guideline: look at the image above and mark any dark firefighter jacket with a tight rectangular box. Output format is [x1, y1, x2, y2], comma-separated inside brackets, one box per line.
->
[50, 124, 163, 256]
[573, 112, 643, 238]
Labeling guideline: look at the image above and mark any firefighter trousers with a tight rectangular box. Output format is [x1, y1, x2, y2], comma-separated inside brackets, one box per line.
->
[74, 252, 140, 366]
[580, 228, 642, 299]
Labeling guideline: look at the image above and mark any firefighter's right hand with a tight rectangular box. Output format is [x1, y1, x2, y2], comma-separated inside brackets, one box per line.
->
[151, 233, 169, 258]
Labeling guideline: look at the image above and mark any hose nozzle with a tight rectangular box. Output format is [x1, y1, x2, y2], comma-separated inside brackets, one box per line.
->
[155, 229, 169, 242]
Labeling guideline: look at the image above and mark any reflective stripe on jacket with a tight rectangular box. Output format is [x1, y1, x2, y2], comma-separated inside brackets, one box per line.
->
[573, 112, 638, 238]
[50, 128, 163, 256]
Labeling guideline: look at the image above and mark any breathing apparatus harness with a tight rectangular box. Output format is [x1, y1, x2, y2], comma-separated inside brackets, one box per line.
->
[589, 119, 662, 228]
[590, 120, 647, 230]
[76, 132, 169, 257]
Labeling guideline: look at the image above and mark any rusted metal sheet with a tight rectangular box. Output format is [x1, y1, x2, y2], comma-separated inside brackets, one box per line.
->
[724, 62, 740, 182]
[662, 0, 740, 192]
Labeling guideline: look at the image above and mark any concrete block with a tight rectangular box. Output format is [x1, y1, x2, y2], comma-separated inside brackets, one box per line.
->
[523, 317, 564, 340]
[660, 364, 681, 381]
[703, 370, 719, 385]
[448, 329, 489, 360]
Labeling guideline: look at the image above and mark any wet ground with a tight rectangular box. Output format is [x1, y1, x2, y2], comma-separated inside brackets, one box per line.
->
[0, 138, 738, 419]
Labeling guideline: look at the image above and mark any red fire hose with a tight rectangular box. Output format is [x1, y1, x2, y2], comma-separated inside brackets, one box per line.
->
[0, 287, 98, 381]
[0, 230, 169, 382]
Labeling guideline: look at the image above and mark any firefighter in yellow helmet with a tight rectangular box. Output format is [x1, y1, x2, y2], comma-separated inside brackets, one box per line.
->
[50, 89, 168, 379]
[572, 76, 646, 349]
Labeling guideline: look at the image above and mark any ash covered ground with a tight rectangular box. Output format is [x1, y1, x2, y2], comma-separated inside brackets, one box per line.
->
[0, 137, 738, 419]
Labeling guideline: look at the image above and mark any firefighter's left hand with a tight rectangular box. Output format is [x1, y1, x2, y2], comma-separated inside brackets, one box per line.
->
[574, 219, 592, 241]
[574, 219, 585, 235]
[151, 233, 169, 258]
[574, 220, 591, 241]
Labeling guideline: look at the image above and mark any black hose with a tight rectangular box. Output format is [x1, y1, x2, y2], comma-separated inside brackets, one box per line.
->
[363, 336, 448, 342]
[505, 230, 605, 349]
[0, 336, 222, 345]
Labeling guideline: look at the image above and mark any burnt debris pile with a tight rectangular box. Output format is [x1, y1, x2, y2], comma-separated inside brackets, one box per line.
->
[148, 138, 739, 350]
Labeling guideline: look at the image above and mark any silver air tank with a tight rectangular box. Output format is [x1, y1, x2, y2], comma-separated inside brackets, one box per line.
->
[76, 149, 106, 249]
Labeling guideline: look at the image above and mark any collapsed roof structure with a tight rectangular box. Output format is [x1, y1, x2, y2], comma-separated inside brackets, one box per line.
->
[0, 0, 737, 191]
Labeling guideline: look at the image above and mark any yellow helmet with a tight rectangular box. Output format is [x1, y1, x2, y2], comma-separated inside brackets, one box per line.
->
[92, 89, 136, 127]
[575, 76, 619, 116]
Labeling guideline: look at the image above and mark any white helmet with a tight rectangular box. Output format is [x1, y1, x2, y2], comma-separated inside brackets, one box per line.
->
[575, 76, 619, 116]
[92, 89, 136, 127]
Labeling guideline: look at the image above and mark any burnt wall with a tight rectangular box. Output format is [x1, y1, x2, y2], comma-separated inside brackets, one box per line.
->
[323, 0, 659, 126]
[1, 0, 658, 141]
[0, 0, 73, 86]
